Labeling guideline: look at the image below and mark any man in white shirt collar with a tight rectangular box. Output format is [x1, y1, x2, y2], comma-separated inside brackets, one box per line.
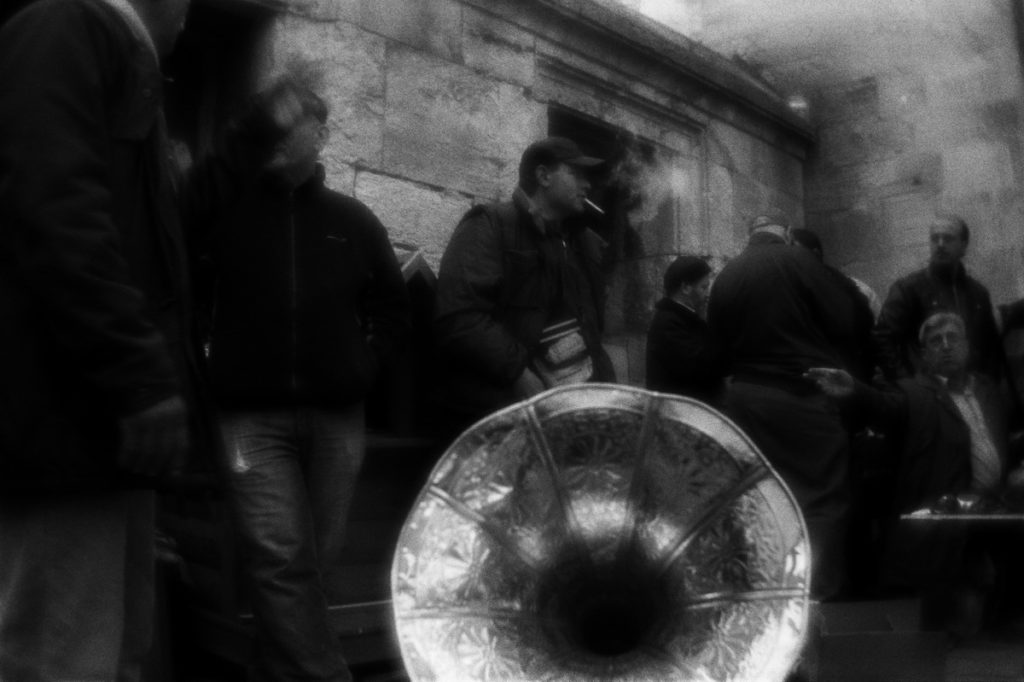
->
[809, 311, 1023, 635]
[920, 313, 1003, 492]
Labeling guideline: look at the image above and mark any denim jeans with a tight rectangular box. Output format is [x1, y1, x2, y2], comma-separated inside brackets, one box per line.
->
[0, 490, 154, 682]
[218, 404, 365, 682]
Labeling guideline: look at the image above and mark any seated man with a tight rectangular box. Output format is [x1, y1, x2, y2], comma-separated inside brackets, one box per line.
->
[645, 254, 726, 404]
[809, 312, 1024, 637]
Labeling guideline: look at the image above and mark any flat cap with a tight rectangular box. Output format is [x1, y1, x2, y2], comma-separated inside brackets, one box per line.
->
[749, 208, 791, 233]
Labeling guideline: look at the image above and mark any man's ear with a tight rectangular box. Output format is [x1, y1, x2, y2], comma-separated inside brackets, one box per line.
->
[535, 164, 552, 188]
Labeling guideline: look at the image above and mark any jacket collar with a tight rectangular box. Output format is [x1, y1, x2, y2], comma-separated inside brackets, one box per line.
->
[917, 371, 972, 420]
[747, 231, 788, 247]
[927, 260, 968, 284]
[657, 296, 701, 318]
[513, 186, 556, 236]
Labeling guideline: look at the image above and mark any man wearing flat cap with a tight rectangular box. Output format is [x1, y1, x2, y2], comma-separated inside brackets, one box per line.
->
[434, 136, 615, 433]
[646, 255, 726, 404]
[707, 209, 860, 600]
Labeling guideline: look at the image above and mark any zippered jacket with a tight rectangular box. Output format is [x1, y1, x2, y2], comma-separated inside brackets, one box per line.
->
[874, 263, 1002, 382]
[203, 165, 410, 407]
[433, 189, 614, 417]
[707, 232, 859, 392]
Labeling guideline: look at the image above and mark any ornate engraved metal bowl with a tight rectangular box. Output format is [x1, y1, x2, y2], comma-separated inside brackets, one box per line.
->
[392, 384, 810, 681]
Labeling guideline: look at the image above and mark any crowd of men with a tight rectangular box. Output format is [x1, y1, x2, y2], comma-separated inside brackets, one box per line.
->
[649, 209, 1024, 637]
[2, 0, 1023, 679]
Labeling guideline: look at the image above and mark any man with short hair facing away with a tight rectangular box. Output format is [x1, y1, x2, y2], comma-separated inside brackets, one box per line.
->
[434, 137, 616, 434]
[645, 255, 726, 405]
[707, 209, 861, 601]
[201, 86, 410, 681]
[875, 214, 1003, 382]
[809, 313, 1024, 637]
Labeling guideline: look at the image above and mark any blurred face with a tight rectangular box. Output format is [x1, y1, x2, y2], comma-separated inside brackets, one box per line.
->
[268, 114, 327, 187]
[683, 274, 712, 312]
[538, 162, 591, 218]
[929, 218, 967, 267]
[921, 321, 968, 378]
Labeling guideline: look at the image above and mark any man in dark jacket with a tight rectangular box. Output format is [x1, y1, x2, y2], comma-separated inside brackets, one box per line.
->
[0, 0, 300, 678]
[874, 214, 1003, 382]
[791, 228, 878, 382]
[202, 86, 410, 682]
[433, 137, 615, 434]
[645, 254, 726, 404]
[809, 312, 1022, 636]
[707, 209, 859, 600]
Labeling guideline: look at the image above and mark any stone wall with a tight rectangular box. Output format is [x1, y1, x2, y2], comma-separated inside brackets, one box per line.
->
[670, 0, 1024, 306]
[252, 0, 812, 383]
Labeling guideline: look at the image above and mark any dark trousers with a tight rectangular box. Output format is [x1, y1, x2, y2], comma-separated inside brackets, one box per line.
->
[0, 490, 154, 681]
[724, 381, 851, 600]
[218, 405, 365, 682]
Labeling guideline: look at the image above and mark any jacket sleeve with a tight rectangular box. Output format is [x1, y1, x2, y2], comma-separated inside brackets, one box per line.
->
[0, 4, 178, 415]
[360, 208, 411, 362]
[973, 286, 1006, 381]
[433, 210, 530, 385]
[847, 379, 910, 434]
[874, 279, 917, 381]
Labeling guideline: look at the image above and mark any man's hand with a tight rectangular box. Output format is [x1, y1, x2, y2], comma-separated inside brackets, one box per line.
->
[513, 367, 546, 399]
[118, 395, 189, 477]
[804, 367, 855, 399]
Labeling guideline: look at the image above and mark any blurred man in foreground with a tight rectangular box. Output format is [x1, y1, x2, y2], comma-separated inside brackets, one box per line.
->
[708, 209, 859, 600]
[0, 0, 300, 677]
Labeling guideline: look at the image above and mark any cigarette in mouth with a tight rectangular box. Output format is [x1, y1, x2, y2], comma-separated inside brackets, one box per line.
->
[583, 198, 605, 216]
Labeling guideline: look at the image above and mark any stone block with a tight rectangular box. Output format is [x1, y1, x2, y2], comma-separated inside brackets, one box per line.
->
[880, 192, 933, 252]
[353, 171, 473, 272]
[706, 121, 755, 173]
[750, 137, 803, 194]
[878, 71, 927, 119]
[944, 140, 1015, 197]
[462, 6, 536, 86]
[887, 152, 942, 196]
[321, 159, 356, 195]
[280, 0, 358, 22]
[707, 165, 739, 255]
[382, 46, 546, 198]
[818, 116, 914, 167]
[816, 76, 880, 124]
[934, 63, 1019, 119]
[805, 158, 900, 212]
[356, 0, 462, 62]
[813, 206, 883, 267]
[975, 247, 1024, 307]
[259, 18, 386, 167]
